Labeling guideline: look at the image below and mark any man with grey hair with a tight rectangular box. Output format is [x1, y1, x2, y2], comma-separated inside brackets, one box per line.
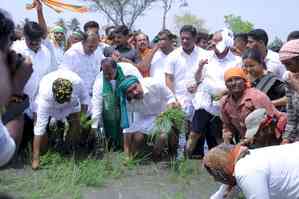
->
[204, 143, 299, 199]
[61, 31, 104, 97]
[187, 28, 241, 158]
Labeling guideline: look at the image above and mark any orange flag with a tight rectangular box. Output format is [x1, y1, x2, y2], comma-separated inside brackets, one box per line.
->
[26, 0, 89, 13]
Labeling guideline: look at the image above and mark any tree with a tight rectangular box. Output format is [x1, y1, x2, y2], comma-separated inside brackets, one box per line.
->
[67, 18, 80, 31]
[161, 0, 189, 29]
[174, 13, 208, 33]
[268, 37, 283, 53]
[161, 0, 173, 29]
[83, 0, 159, 29]
[224, 14, 253, 33]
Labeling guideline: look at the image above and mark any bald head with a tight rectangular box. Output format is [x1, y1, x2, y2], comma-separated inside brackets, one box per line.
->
[101, 58, 117, 80]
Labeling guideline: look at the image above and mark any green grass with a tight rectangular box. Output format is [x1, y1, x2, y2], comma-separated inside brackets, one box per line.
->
[0, 150, 140, 199]
[0, 152, 208, 199]
[0, 154, 229, 199]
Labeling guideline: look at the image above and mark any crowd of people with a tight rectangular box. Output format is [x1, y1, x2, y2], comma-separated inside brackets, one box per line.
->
[1, 0, 299, 198]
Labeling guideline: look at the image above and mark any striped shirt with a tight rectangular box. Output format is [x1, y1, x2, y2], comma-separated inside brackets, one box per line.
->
[283, 85, 299, 142]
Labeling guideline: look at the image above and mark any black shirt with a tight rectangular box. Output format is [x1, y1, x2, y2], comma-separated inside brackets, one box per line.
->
[103, 45, 140, 64]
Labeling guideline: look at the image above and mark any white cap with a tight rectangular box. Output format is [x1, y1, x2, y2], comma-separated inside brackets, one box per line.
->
[244, 108, 267, 139]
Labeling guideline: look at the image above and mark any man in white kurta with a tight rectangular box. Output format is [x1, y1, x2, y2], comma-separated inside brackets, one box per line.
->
[204, 143, 299, 199]
[61, 32, 104, 96]
[165, 45, 211, 118]
[12, 38, 54, 117]
[32, 68, 90, 170]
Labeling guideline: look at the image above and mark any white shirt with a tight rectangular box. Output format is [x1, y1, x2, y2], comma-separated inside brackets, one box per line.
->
[127, 78, 176, 115]
[0, 120, 15, 167]
[51, 41, 64, 65]
[235, 143, 299, 199]
[165, 46, 211, 108]
[150, 49, 168, 85]
[265, 50, 286, 79]
[193, 51, 241, 115]
[61, 42, 104, 95]
[91, 62, 143, 128]
[124, 78, 176, 134]
[12, 40, 55, 116]
[43, 38, 59, 68]
[34, 69, 90, 135]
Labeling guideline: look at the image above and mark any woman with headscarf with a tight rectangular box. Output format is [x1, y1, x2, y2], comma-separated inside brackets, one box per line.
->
[220, 67, 286, 144]
[279, 39, 299, 143]
[242, 48, 287, 110]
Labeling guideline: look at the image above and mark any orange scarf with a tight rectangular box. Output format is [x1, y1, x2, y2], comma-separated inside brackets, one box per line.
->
[225, 145, 249, 176]
[26, 0, 89, 13]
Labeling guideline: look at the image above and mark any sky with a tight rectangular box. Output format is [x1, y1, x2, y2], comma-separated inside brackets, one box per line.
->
[1, 0, 299, 42]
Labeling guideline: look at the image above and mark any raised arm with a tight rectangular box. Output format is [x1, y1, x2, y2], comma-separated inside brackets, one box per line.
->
[35, 0, 48, 39]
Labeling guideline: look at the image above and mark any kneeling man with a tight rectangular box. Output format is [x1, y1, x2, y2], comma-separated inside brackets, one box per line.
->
[119, 75, 179, 159]
[32, 68, 89, 169]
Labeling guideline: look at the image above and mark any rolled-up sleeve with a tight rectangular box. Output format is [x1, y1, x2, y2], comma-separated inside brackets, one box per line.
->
[91, 76, 103, 129]
[164, 54, 175, 76]
[34, 100, 50, 136]
[78, 79, 90, 106]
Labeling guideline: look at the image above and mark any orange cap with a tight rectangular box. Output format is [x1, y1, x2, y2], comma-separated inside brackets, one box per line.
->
[224, 67, 247, 82]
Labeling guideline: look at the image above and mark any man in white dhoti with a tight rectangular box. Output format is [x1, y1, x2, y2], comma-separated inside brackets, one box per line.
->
[118, 76, 179, 159]
[32, 68, 89, 170]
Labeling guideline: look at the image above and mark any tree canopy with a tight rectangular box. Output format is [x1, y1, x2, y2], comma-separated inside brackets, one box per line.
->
[174, 13, 208, 33]
[83, 0, 159, 29]
[224, 14, 253, 33]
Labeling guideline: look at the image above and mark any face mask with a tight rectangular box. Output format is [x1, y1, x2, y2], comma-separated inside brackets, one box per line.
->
[216, 41, 226, 54]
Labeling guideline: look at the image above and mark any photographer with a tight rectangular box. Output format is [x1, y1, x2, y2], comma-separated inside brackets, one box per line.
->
[0, 9, 33, 165]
